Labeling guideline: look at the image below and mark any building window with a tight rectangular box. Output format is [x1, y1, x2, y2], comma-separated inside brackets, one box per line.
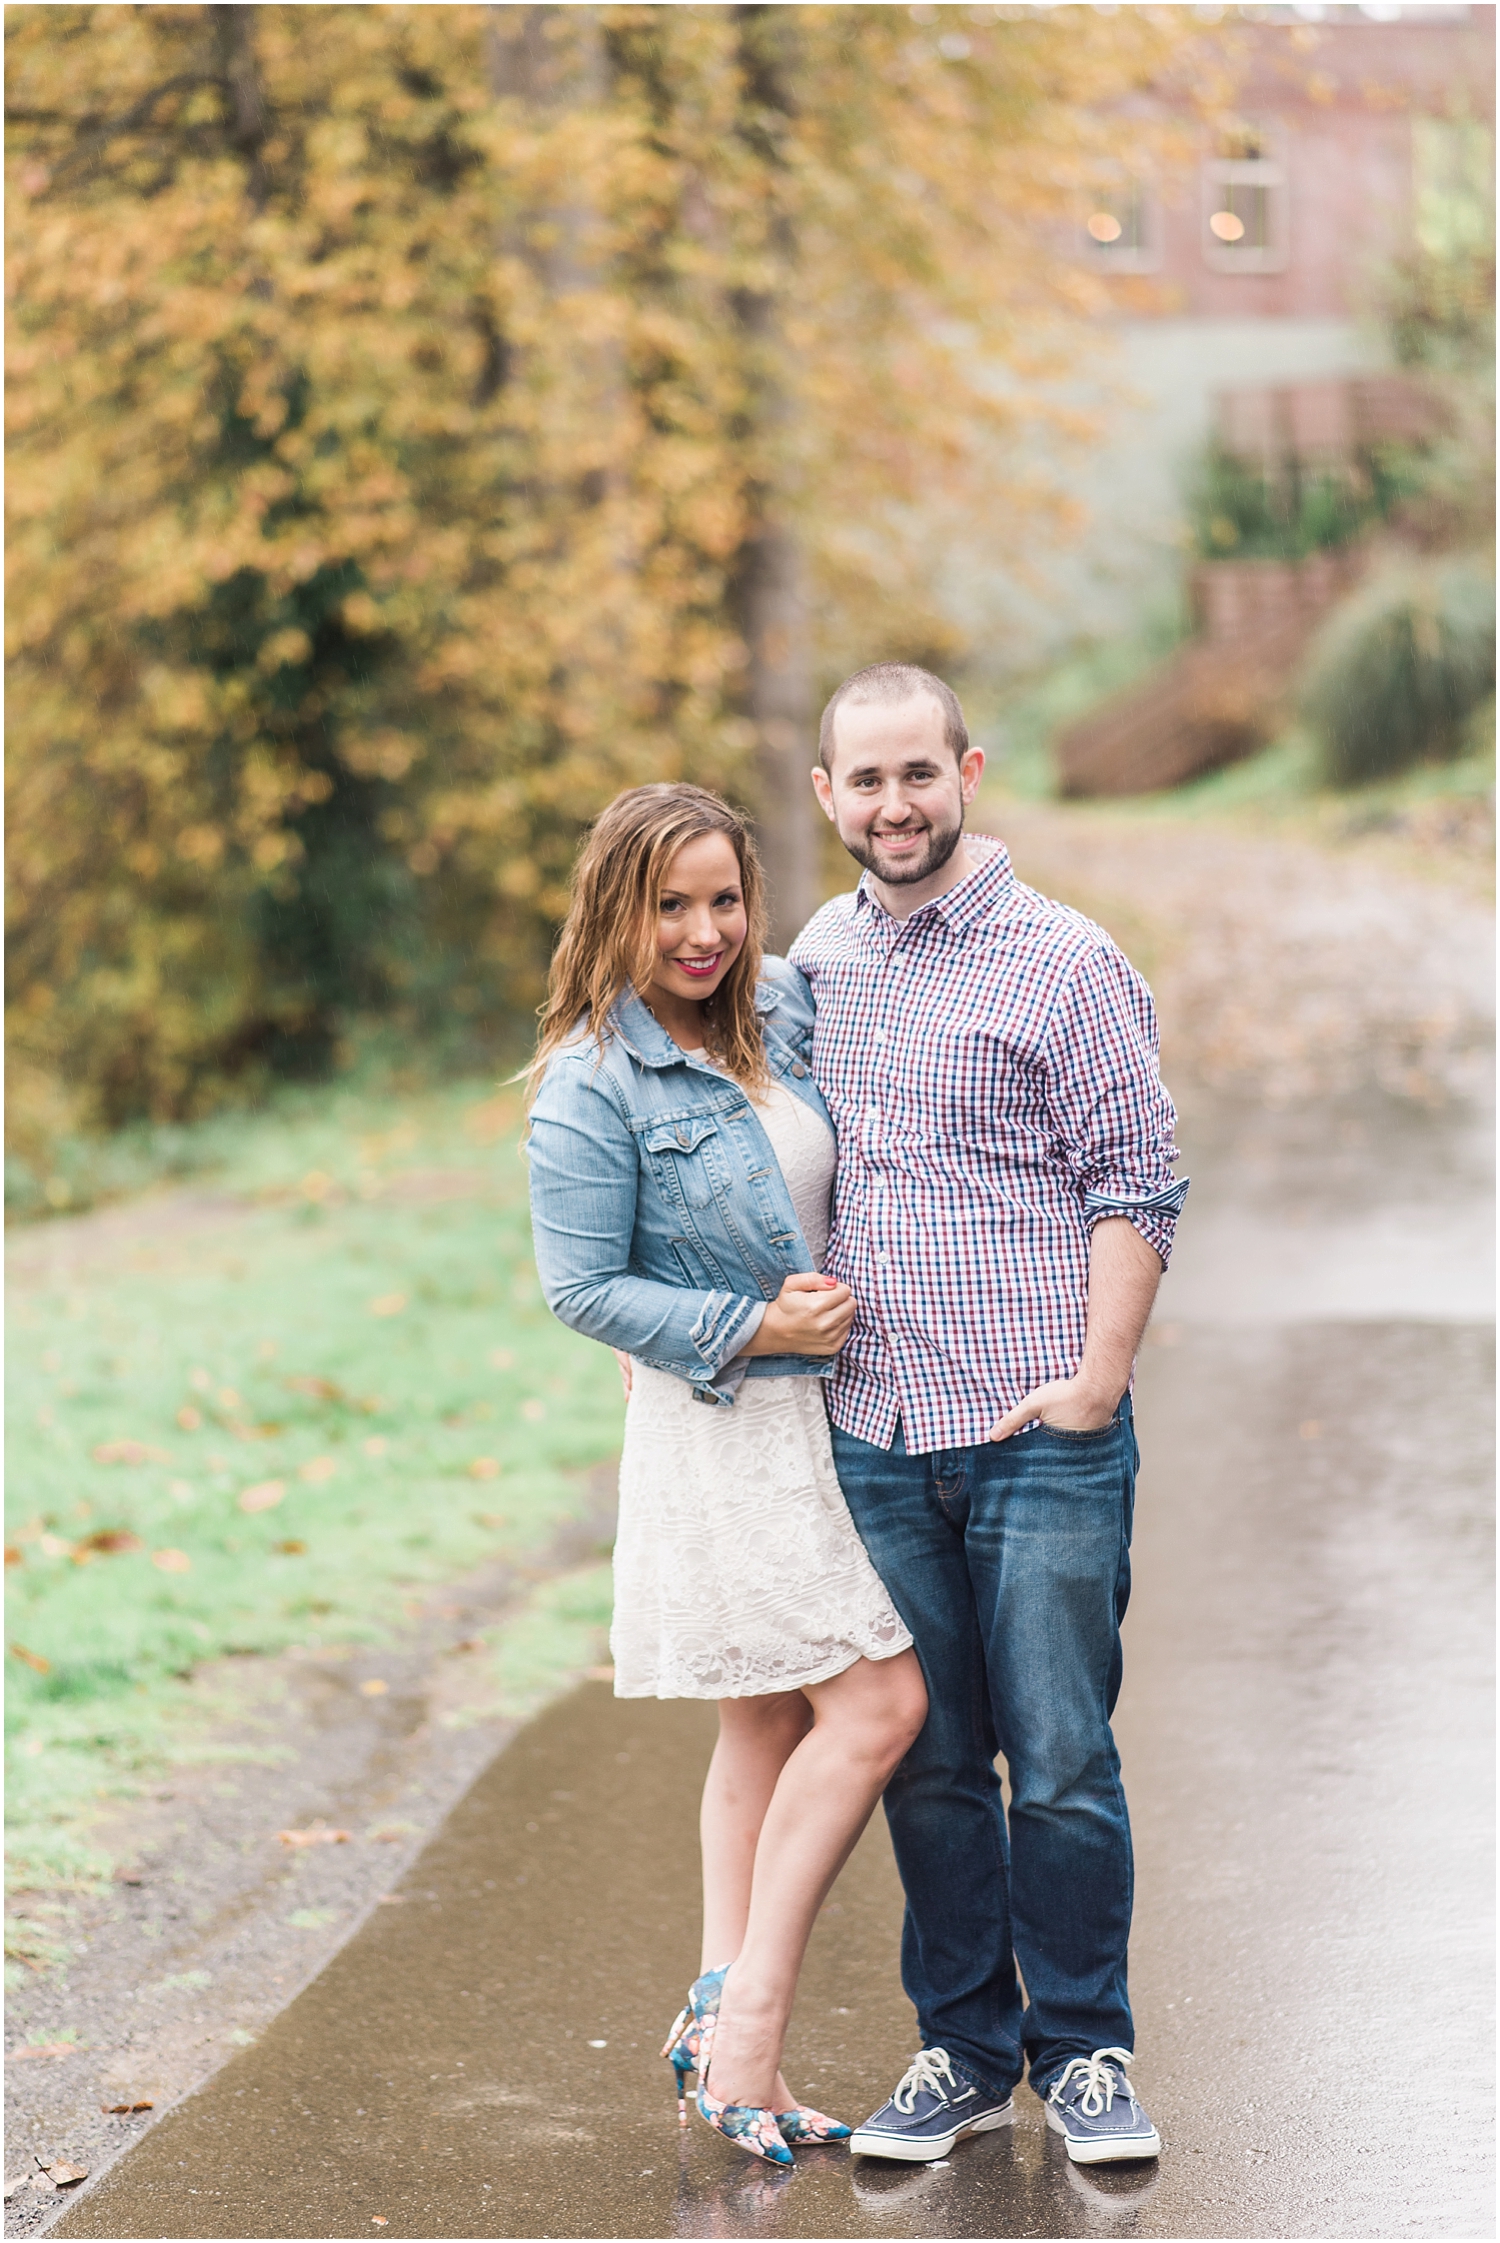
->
[1203, 124, 1289, 275]
[1082, 178, 1161, 275]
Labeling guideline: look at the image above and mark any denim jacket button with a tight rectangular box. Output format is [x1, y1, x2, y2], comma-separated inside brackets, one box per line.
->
[675, 1126, 690, 1148]
[790, 1060, 807, 1078]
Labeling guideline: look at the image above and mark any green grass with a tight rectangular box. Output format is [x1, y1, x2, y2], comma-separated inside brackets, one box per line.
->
[6, 1079, 625, 1898]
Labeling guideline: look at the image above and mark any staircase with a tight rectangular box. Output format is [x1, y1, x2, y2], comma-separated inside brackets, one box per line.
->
[1055, 549, 1362, 798]
[1054, 372, 1440, 798]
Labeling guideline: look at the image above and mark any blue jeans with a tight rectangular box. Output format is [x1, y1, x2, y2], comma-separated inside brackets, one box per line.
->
[830, 1403, 1139, 2101]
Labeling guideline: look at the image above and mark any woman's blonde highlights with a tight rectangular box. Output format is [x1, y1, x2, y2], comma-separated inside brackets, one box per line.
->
[526, 784, 770, 1102]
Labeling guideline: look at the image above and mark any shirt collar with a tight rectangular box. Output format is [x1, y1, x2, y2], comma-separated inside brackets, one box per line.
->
[853, 834, 1016, 938]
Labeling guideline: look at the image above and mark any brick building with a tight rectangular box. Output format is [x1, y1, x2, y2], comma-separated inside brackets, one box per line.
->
[995, 2, 1494, 661]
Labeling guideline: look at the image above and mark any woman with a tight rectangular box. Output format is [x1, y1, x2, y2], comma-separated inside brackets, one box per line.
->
[527, 783, 926, 2167]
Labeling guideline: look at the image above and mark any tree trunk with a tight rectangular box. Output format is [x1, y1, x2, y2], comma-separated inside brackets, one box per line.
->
[731, 6, 818, 948]
[738, 525, 818, 948]
[211, 4, 269, 210]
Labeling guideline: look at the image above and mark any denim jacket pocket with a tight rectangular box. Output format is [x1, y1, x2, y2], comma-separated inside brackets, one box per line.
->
[642, 1113, 724, 1214]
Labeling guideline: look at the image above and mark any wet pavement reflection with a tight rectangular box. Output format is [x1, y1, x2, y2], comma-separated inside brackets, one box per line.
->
[56, 1094, 1493, 2239]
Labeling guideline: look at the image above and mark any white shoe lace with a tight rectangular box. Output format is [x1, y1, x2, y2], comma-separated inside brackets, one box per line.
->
[1049, 2047, 1137, 2117]
[891, 2047, 963, 2114]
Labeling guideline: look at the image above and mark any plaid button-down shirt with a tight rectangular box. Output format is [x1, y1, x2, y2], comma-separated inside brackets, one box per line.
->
[789, 836, 1187, 1455]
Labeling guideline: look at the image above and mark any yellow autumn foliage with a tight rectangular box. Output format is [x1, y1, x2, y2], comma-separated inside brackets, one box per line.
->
[6, 4, 1218, 1160]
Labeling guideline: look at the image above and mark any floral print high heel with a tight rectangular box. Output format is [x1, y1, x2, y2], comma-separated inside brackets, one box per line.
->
[695, 2077, 794, 2166]
[663, 1963, 850, 2148]
[661, 1963, 727, 2123]
[775, 2105, 852, 2144]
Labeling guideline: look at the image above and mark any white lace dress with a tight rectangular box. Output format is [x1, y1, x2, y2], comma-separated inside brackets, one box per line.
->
[612, 1079, 912, 1699]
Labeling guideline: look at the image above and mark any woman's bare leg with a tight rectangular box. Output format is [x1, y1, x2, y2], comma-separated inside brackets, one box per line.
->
[702, 1648, 927, 2112]
[699, 1693, 811, 2112]
[700, 1693, 811, 1972]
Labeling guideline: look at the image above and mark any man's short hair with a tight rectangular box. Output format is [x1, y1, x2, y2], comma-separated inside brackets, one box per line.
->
[818, 662, 969, 774]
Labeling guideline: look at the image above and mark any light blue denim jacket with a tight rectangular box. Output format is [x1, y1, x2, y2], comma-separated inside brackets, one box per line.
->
[527, 957, 835, 1404]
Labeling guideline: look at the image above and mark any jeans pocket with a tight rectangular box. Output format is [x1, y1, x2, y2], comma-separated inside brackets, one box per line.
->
[1035, 1416, 1120, 1442]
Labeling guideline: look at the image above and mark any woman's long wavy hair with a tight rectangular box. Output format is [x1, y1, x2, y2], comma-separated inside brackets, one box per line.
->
[525, 784, 770, 1105]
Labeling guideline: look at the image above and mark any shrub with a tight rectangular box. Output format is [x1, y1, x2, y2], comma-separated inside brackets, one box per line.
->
[1297, 559, 1496, 787]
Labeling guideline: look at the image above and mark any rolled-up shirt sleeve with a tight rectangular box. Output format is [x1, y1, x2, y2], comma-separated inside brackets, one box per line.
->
[1042, 942, 1188, 1269]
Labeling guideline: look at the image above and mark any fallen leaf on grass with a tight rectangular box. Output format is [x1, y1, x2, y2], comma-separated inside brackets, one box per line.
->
[274, 1538, 307, 1556]
[369, 1292, 407, 1317]
[5, 1547, 23, 1568]
[358, 1678, 389, 1697]
[92, 1440, 169, 1466]
[151, 1548, 192, 1573]
[39, 1533, 75, 1558]
[451, 1638, 485, 1654]
[286, 1375, 346, 1402]
[10, 1644, 50, 1675]
[520, 1398, 546, 1422]
[176, 1406, 202, 1431]
[363, 1435, 388, 1457]
[299, 1456, 337, 1484]
[76, 1529, 144, 1556]
[277, 1827, 351, 1848]
[468, 1456, 501, 1480]
[10, 2042, 78, 2060]
[101, 2101, 153, 2114]
[238, 1480, 285, 1513]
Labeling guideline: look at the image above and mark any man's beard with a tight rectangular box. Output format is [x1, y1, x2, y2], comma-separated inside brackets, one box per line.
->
[841, 809, 965, 888]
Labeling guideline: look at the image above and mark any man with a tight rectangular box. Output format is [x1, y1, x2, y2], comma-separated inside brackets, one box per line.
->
[789, 662, 1186, 2167]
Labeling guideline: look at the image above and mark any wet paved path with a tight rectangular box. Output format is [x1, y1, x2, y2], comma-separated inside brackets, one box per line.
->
[55, 1098, 1493, 2239]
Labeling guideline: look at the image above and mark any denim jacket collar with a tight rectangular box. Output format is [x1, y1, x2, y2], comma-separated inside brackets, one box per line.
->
[607, 979, 782, 1071]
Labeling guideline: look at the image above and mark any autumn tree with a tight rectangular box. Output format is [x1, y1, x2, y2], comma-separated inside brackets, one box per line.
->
[6, 3, 1214, 1165]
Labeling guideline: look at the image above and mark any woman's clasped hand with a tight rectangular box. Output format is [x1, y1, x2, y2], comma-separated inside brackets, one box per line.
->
[742, 1272, 855, 1358]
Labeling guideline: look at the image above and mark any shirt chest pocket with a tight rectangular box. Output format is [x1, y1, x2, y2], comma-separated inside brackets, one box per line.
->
[642, 1114, 726, 1213]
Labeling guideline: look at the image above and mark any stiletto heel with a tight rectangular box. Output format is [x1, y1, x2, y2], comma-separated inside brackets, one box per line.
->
[661, 2005, 695, 2125]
